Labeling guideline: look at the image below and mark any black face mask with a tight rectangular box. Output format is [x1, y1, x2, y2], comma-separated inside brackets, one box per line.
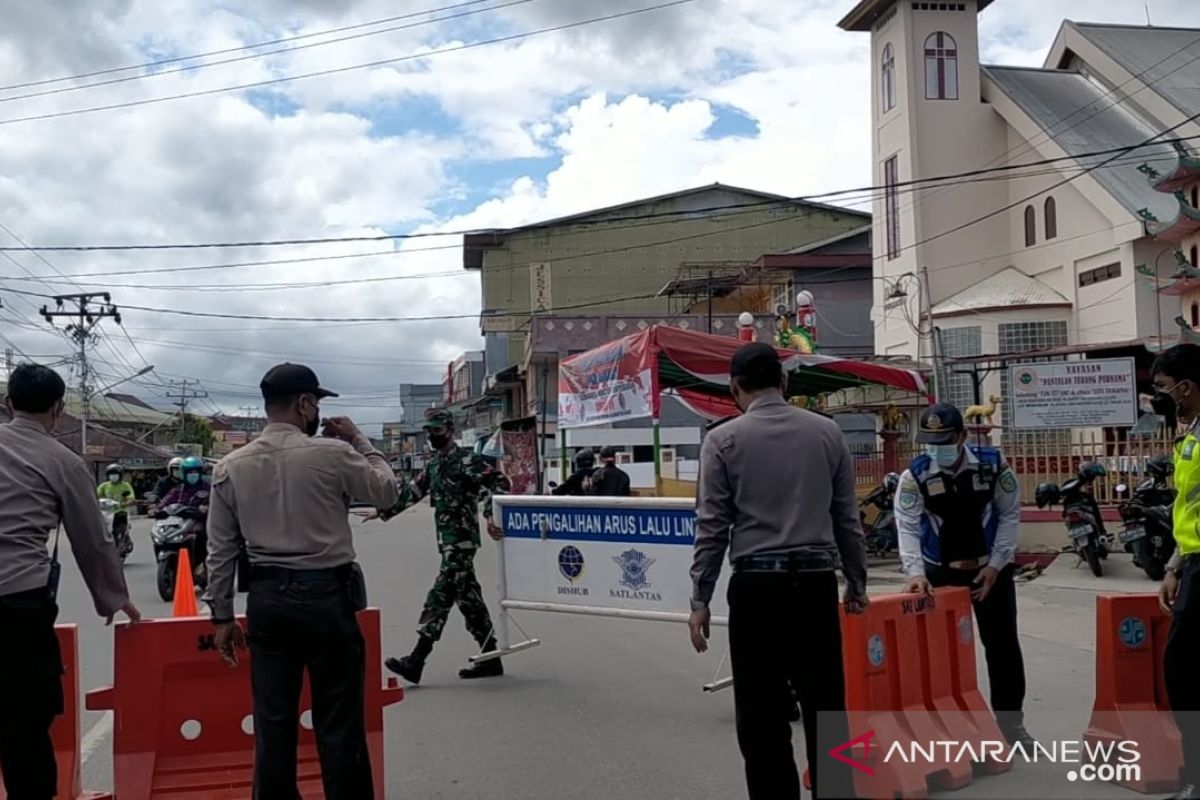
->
[1151, 391, 1177, 417]
[302, 399, 320, 437]
[428, 432, 451, 450]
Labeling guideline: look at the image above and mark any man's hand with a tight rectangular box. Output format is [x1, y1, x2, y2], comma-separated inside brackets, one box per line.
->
[972, 566, 1000, 602]
[1160, 571, 1181, 615]
[355, 509, 382, 523]
[843, 587, 870, 615]
[904, 575, 933, 595]
[688, 607, 711, 653]
[106, 601, 141, 626]
[321, 416, 362, 443]
[486, 520, 504, 541]
[215, 621, 247, 667]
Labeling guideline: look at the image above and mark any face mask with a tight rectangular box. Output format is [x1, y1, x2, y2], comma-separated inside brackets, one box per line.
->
[185, 472, 201, 486]
[107, 474, 120, 483]
[926, 444, 961, 469]
[428, 432, 452, 450]
[301, 398, 320, 437]
[1151, 390, 1177, 417]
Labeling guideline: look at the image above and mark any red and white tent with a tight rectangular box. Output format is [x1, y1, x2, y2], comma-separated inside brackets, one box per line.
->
[558, 325, 928, 428]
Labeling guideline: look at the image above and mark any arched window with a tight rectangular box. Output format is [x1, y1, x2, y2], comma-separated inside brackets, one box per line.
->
[1191, 301, 1199, 329]
[881, 43, 896, 112]
[1044, 197, 1057, 240]
[1192, 185, 1199, 209]
[1024, 205, 1036, 247]
[925, 32, 959, 100]
[1192, 244, 1199, 266]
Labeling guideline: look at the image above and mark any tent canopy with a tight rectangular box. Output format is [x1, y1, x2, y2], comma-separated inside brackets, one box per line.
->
[558, 325, 928, 429]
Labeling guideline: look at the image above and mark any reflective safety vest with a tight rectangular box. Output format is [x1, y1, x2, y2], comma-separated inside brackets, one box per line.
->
[1172, 430, 1200, 556]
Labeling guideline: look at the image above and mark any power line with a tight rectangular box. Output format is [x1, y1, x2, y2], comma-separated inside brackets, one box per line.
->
[0, 0, 499, 93]
[0, 0, 537, 105]
[0, 0, 698, 128]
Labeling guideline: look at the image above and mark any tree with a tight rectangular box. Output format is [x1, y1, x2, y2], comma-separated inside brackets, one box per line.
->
[178, 414, 215, 455]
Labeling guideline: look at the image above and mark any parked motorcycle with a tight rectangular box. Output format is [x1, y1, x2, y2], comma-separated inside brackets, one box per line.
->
[100, 498, 134, 562]
[1115, 455, 1176, 581]
[151, 503, 206, 601]
[860, 472, 899, 557]
[1035, 462, 1112, 577]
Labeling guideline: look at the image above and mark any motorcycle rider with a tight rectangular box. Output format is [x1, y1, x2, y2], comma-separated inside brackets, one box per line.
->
[97, 463, 136, 507]
[153, 457, 184, 502]
[552, 449, 596, 496]
[161, 456, 211, 582]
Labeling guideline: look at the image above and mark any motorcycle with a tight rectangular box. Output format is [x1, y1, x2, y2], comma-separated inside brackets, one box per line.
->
[1115, 455, 1176, 581]
[860, 472, 899, 557]
[100, 498, 134, 562]
[1035, 462, 1112, 577]
[151, 503, 206, 602]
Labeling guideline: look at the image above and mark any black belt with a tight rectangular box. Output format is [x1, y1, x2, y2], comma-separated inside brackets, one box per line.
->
[248, 563, 354, 583]
[733, 552, 836, 573]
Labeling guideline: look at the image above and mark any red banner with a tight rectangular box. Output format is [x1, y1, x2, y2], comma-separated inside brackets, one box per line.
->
[498, 416, 539, 495]
[558, 332, 655, 429]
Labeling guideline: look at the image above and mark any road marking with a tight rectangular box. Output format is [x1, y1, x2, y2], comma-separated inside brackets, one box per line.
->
[81, 712, 113, 764]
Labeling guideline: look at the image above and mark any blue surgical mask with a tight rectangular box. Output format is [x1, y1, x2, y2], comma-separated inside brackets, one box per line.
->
[926, 444, 961, 469]
[185, 472, 201, 486]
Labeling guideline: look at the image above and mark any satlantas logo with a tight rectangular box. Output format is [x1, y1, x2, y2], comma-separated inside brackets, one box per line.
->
[611, 548, 662, 601]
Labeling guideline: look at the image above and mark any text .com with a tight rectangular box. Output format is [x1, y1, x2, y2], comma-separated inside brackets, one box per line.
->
[882, 738, 1142, 783]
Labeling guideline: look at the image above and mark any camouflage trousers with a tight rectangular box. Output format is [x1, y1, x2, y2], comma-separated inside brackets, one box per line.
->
[416, 549, 495, 645]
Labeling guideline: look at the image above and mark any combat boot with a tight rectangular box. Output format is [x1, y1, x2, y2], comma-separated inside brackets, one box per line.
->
[385, 635, 434, 685]
[458, 637, 504, 680]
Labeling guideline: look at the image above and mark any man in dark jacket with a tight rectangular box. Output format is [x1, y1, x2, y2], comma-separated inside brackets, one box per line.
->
[589, 446, 631, 496]
[552, 449, 596, 496]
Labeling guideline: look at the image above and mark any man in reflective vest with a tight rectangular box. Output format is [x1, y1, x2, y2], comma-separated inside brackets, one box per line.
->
[1154, 344, 1200, 800]
[894, 402, 1033, 747]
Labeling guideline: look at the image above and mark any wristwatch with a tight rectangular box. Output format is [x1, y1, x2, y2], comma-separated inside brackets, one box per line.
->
[690, 599, 708, 612]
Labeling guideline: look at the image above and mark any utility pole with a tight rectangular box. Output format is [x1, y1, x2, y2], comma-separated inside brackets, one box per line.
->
[920, 266, 941, 403]
[166, 379, 208, 446]
[40, 293, 120, 458]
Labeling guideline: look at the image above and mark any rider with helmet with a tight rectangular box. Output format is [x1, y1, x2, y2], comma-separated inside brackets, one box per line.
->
[552, 448, 596, 495]
[161, 456, 211, 574]
[154, 456, 184, 502]
[97, 463, 136, 507]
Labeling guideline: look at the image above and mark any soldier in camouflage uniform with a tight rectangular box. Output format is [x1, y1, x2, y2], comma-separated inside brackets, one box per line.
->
[377, 409, 510, 683]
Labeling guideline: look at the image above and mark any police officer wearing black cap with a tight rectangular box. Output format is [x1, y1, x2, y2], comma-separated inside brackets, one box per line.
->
[894, 402, 1033, 747]
[690, 342, 867, 800]
[588, 445, 631, 496]
[205, 363, 400, 798]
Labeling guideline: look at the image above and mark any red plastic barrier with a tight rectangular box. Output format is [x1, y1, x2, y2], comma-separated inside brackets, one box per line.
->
[803, 588, 1009, 798]
[0, 625, 110, 800]
[86, 608, 403, 799]
[1084, 594, 1182, 793]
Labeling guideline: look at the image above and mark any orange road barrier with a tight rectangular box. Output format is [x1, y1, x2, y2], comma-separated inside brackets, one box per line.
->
[1084, 594, 1182, 794]
[0, 625, 110, 800]
[803, 588, 1009, 798]
[172, 549, 199, 617]
[85, 608, 403, 799]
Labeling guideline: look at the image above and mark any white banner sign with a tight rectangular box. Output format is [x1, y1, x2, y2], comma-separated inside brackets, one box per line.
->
[493, 496, 729, 623]
[1009, 358, 1138, 429]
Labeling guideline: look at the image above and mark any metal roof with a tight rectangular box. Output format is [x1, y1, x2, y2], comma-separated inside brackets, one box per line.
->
[1071, 23, 1200, 119]
[838, 0, 994, 32]
[932, 267, 1069, 316]
[983, 65, 1179, 220]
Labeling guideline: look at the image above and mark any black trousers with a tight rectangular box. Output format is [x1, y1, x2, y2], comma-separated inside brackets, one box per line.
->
[926, 564, 1026, 727]
[728, 569, 856, 800]
[1166, 556, 1200, 786]
[0, 588, 63, 800]
[247, 570, 373, 800]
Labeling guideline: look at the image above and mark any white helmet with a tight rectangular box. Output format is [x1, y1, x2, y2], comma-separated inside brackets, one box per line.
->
[168, 457, 184, 474]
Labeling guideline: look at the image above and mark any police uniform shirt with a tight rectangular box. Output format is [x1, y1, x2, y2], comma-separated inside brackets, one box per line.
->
[894, 447, 1021, 578]
[1172, 420, 1200, 557]
[205, 423, 400, 620]
[691, 395, 867, 606]
[0, 417, 130, 615]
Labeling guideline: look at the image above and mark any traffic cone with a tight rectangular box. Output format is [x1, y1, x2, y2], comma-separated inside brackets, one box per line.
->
[172, 548, 199, 617]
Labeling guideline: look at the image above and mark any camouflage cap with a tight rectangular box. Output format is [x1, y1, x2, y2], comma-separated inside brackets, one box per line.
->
[423, 408, 455, 429]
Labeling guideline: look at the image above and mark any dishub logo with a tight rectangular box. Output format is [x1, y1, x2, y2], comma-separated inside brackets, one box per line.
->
[556, 545, 588, 597]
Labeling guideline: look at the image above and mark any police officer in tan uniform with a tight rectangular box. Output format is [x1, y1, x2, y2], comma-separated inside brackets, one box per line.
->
[206, 363, 399, 799]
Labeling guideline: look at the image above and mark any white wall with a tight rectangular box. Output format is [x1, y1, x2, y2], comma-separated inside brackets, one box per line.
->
[565, 427, 701, 447]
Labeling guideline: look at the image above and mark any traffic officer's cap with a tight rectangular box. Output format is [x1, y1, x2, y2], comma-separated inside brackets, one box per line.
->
[423, 408, 455, 430]
[730, 342, 783, 383]
[260, 363, 339, 399]
[917, 402, 965, 444]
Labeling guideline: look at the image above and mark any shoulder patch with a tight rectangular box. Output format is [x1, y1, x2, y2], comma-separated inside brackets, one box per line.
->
[999, 468, 1018, 493]
[1185, 439, 1197, 461]
[898, 486, 920, 512]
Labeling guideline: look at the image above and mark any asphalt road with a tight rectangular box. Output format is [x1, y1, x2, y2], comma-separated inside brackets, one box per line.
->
[54, 508, 1153, 799]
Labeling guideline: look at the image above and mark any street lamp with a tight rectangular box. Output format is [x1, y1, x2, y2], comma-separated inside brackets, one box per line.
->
[83, 365, 154, 457]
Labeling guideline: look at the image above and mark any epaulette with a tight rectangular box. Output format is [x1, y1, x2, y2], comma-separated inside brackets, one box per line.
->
[706, 414, 737, 432]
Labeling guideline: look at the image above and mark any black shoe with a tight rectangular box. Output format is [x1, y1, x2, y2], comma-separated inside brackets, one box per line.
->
[1165, 785, 1200, 800]
[1001, 724, 1037, 750]
[458, 657, 504, 680]
[385, 655, 425, 685]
